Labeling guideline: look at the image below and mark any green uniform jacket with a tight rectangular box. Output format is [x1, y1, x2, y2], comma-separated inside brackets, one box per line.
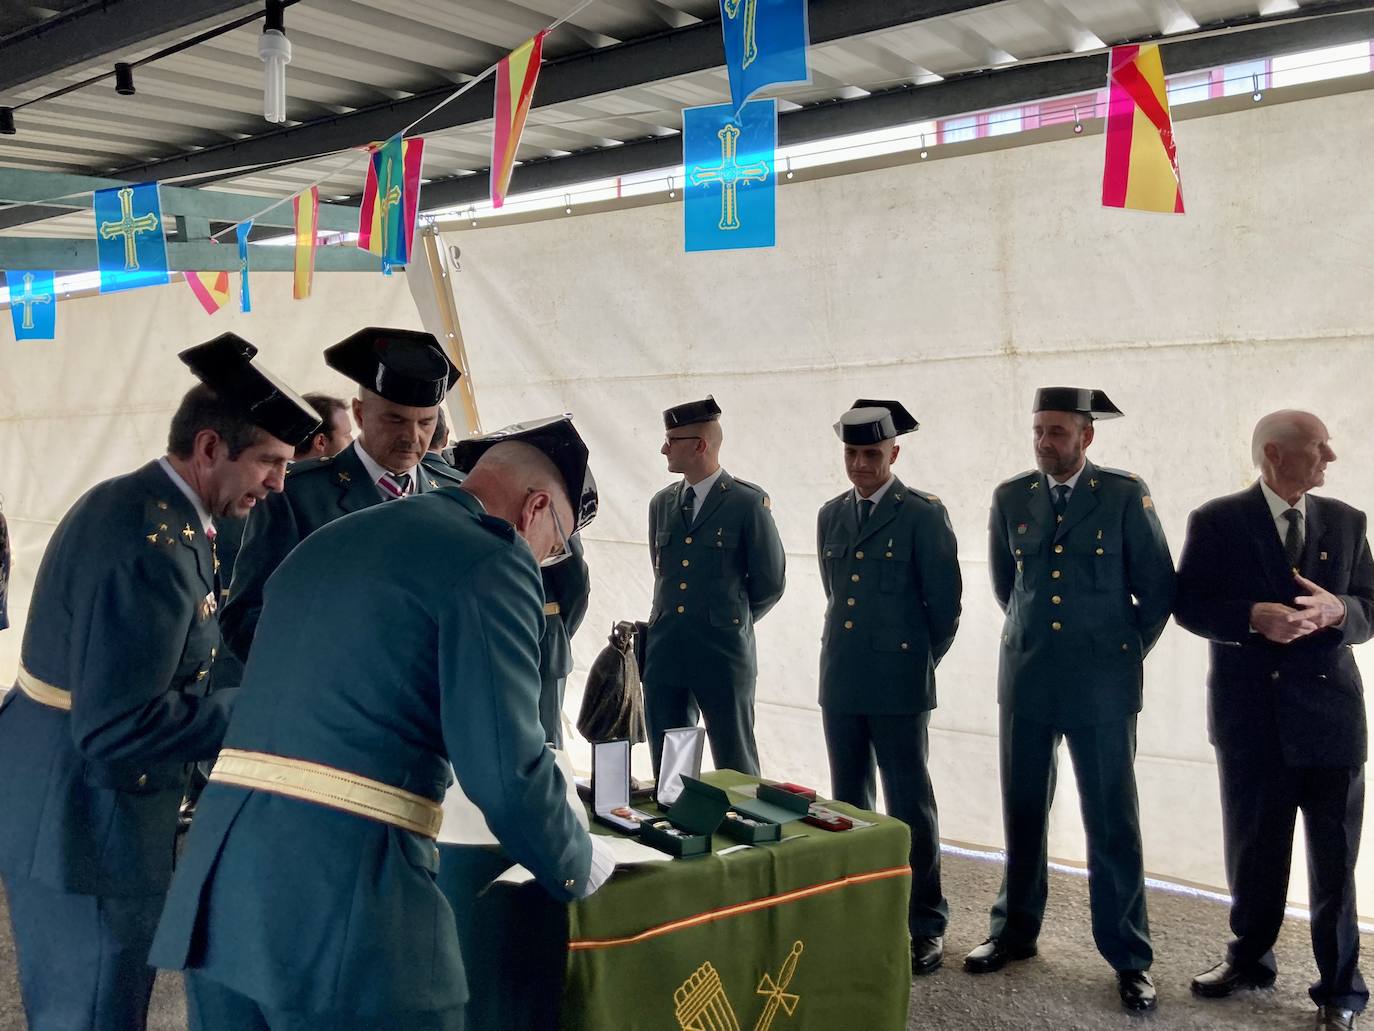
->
[817, 477, 962, 715]
[0, 461, 233, 895]
[221, 441, 461, 662]
[150, 488, 591, 1016]
[643, 471, 786, 685]
[540, 533, 590, 682]
[989, 460, 1175, 728]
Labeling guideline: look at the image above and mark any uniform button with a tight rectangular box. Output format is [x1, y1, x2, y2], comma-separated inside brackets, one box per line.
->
[900, 642, 909, 651]
[685, 536, 693, 545]
[1051, 621, 1062, 631]
[679, 582, 688, 590]
[676, 605, 685, 614]
[157, 501, 168, 511]
[1054, 544, 1064, 554]
[211, 647, 218, 659]
[850, 574, 860, 583]
[885, 551, 893, 559]
[681, 559, 690, 567]
[137, 774, 148, 788]
[846, 597, 856, 607]
[1051, 595, 1062, 605]
[564, 879, 575, 890]
[1014, 548, 1022, 557]
[843, 620, 854, 630]
[1270, 671, 1280, 681]
[855, 550, 864, 560]
[1121, 643, 1129, 651]
[1051, 570, 1061, 579]
[733, 618, 740, 625]
[1096, 548, 1104, 556]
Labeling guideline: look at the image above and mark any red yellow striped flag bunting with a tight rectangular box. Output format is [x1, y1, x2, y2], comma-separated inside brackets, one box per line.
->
[1101, 44, 1184, 214]
[185, 270, 230, 315]
[293, 185, 319, 299]
[490, 31, 548, 209]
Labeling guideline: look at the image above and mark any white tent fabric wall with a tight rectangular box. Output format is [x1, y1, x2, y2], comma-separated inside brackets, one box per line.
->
[446, 87, 1374, 914]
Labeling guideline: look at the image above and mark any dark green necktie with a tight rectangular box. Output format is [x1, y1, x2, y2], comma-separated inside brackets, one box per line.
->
[1052, 484, 1070, 519]
[858, 498, 875, 526]
[1283, 508, 1303, 568]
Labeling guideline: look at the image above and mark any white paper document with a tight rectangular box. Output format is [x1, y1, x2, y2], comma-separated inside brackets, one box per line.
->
[494, 834, 672, 887]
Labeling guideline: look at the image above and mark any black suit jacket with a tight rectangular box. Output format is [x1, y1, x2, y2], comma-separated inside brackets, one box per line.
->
[1175, 482, 1374, 767]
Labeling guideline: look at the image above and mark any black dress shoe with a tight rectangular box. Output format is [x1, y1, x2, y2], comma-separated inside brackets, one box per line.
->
[1118, 970, 1156, 1013]
[1190, 958, 1276, 998]
[1316, 1005, 1358, 1030]
[963, 937, 1037, 974]
[911, 935, 943, 976]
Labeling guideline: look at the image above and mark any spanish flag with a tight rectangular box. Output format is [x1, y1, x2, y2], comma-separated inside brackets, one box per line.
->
[184, 270, 230, 315]
[490, 31, 547, 209]
[357, 136, 426, 271]
[293, 185, 318, 300]
[1101, 44, 1184, 214]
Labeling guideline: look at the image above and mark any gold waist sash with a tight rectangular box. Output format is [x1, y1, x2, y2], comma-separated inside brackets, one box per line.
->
[209, 748, 444, 839]
[15, 665, 72, 711]
[544, 601, 561, 615]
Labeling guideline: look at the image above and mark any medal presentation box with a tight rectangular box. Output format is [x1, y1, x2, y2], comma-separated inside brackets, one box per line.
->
[638, 775, 729, 857]
[591, 739, 655, 833]
[656, 725, 706, 807]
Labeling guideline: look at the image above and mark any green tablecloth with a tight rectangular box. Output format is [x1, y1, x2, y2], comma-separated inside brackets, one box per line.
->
[438, 771, 912, 1031]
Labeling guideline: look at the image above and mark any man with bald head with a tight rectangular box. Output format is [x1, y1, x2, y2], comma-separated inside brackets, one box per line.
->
[1177, 410, 1374, 1031]
[151, 416, 612, 1031]
[643, 396, 785, 775]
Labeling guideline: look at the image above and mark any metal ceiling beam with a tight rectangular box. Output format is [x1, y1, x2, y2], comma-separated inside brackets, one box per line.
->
[100, 0, 1001, 184]
[408, 8, 1374, 210]
[0, 238, 378, 272]
[0, 0, 260, 94]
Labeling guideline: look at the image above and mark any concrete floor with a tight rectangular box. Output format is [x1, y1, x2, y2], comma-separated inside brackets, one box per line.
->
[0, 849, 1361, 1030]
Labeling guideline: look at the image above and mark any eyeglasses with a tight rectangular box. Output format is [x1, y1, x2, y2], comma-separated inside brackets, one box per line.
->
[529, 487, 572, 567]
[664, 435, 703, 445]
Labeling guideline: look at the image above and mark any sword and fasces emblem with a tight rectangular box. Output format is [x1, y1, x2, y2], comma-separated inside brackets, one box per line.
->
[690, 122, 770, 232]
[674, 941, 804, 1031]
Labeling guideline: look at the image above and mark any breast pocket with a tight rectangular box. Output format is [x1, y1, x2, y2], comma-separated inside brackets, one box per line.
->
[879, 544, 913, 592]
[1089, 538, 1124, 589]
[654, 530, 673, 573]
[1011, 533, 1045, 589]
[178, 608, 218, 687]
[710, 529, 741, 577]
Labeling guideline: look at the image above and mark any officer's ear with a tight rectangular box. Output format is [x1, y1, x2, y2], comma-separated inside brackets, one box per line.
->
[1081, 421, 1095, 449]
[888, 443, 900, 466]
[192, 427, 226, 466]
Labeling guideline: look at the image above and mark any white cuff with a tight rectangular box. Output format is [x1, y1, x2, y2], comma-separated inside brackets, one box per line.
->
[580, 835, 616, 897]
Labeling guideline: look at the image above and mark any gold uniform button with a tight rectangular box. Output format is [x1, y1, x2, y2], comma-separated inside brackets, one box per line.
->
[850, 574, 860, 583]
[681, 559, 690, 567]
[733, 618, 741, 625]
[1121, 643, 1129, 651]
[843, 620, 854, 630]
[157, 501, 168, 511]
[679, 582, 688, 590]
[211, 647, 217, 659]
[564, 879, 575, 890]
[1015, 548, 1022, 557]
[1051, 621, 1062, 631]
[1270, 671, 1280, 681]
[676, 605, 685, 614]
[136, 774, 148, 788]
[855, 550, 864, 560]
[900, 642, 909, 651]
[1051, 595, 1062, 605]
[1054, 544, 1064, 554]
[685, 536, 693, 545]
[1096, 547, 1104, 556]
[846, 597, 856, 607]
[885, 551, 893, 559]
[1051, 570, 1061, 579]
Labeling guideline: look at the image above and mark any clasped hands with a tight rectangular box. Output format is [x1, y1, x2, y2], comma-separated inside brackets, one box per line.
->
[1250, 573, 1346, 644]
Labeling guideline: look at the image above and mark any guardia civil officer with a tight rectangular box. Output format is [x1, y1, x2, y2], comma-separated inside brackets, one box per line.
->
[817, 400, 961, 976]
[150, 415, 614, 1031]
[0, 334, 317, 1031]
[220, 327, 464, 661]
[965, 387, 1174, 1014]
[643, 397, 786, 775]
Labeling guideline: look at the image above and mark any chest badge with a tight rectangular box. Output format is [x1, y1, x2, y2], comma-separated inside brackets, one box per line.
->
[199, 592, 218, 622]
[1321, 551, 1329, 561]
[1016, 523, 1028, 535]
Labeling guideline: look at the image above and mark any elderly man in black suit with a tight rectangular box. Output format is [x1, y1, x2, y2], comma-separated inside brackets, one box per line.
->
[1176, 409, 1374, 1031]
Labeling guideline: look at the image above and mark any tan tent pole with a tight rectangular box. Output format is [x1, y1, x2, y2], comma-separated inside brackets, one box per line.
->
[420, 225, 481, 436]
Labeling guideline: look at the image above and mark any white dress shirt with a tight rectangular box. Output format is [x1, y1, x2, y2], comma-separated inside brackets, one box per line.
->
[158, 457, 215, 536]
[355, 442, 420, 500]
[1259, 479, 1308, 547]
[683, 466, 724, 524]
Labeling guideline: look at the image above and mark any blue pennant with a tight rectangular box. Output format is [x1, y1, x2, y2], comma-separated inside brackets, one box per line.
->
[6, 270, 56, 340]
[683, 100, 776, 253]
[719, 0, 809, 115]
[237, 221, 254, 313]
[93, 182, 169, 293]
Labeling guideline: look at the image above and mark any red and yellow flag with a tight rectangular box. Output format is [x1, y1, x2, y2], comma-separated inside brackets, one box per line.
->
[184, 270, 230, 315]
[293, 185, 319, 299]
[490, 31, 547, 209]
[1101, 44, 1184, 214]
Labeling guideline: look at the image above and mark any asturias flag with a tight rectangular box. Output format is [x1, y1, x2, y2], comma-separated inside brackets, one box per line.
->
[490, 31, 547, 209]
[719, 0, 810, 116]
[357, 135, 425, 273]
[1102, 44, 1184, 214]
[6, 270, 56, 340]
[93, 182, 169, 293]
[683, 99, 777, 252]
[236, 221, 253, 313]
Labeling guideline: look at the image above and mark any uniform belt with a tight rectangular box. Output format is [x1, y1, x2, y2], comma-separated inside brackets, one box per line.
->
[15, 665, 72, 711]
[544, 601, 561, 615]
[209, 748, 444, 839]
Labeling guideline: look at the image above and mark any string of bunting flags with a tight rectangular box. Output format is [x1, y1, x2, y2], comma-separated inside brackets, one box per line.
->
[5, 0, 1189, 342]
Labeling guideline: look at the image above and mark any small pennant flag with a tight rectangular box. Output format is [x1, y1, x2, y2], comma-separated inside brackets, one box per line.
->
[683, 100, 777, 252]
[236, 221, 253, 313]
[93, 182, 169, 293]
[491, 31, 547, 209]
[357, 136, 425, 273]
[1102, 44, 1184, 214]
[6, 270, 56, 340]
[293, 185, 319, 300]
[185, 270, 230, 315]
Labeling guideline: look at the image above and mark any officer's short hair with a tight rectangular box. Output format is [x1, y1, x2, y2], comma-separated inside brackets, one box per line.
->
[294, 392, 347, 458]
[430, 404, 449, 451]
[167, 384, 263, 461]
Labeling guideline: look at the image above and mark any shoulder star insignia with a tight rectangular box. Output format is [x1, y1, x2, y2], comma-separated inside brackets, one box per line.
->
[145, 532, 158, 544]
[181, 524, 195, 542]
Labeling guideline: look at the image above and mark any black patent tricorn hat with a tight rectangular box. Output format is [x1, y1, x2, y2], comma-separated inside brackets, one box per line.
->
[324, 327, 460, 408]
[178, 333, 321, 447]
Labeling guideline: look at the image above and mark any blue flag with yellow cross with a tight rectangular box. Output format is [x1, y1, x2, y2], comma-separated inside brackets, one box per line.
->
[719, 0, 809, 115]
[683, 100, 777, 252]
[5, 270, 56, 340]
[93, 182, 169, 293]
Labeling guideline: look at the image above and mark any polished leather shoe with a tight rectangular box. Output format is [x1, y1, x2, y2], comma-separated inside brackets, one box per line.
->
[963, 937, 1037, 974]
[911, 935, 943, 976]
[1118, 970, 1156, 1013]
[1190, 958, 1276, 998]
[1316, 1006, 1358, 1030]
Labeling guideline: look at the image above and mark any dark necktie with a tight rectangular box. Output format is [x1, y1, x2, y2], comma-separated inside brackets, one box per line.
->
[1052, 484, 1070, 520]
[1283, 508, 1304, 568]
[682, 486, 696, 524]
[858, 498, 875, 526]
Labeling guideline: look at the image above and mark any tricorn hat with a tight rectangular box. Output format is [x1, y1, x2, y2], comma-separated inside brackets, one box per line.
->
[663, 396, 722, 430]
[178, 334, 320, 447]
[324, 327, 460, 408]
[1033, 387, 1123, 420]
[834, 398, 920, 444]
